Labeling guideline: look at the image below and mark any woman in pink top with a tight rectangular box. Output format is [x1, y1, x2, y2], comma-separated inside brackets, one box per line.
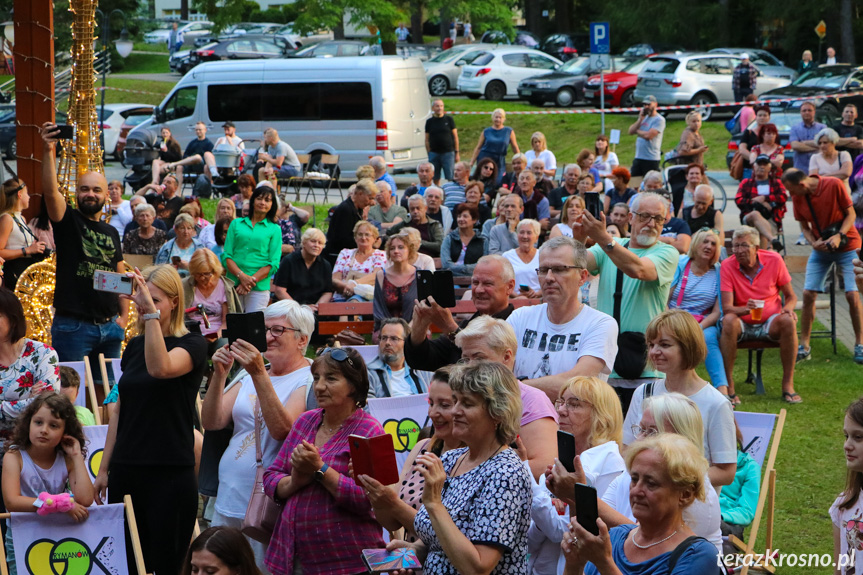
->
[182, 249, 241, 351]
[331, 221, 387, 302]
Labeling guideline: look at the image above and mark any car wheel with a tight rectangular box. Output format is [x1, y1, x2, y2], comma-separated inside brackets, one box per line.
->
[466, 93, 481, 100]
[620, 89, 635, 108]
[555, 88, 576, 107]
[429, 76, 449, 97]
[5, 138, 14, 160]
[819, 102, 839, 119]
[689, 92, 716, 121]
[484, 81, 506, 101]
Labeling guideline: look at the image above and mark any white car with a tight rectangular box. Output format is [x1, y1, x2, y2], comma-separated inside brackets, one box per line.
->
[423, 43, 497, 96]
[457, 45, 563, 100]
[99, 103, 155, 159]
[144, 21, 214, 46]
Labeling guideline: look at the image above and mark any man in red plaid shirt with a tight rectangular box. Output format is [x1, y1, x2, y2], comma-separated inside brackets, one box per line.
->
[735, 155, 787, 251]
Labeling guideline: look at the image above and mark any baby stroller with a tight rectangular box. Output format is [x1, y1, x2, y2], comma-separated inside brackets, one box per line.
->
[210, 138, 260, 198]
[122, 128, 160, 192]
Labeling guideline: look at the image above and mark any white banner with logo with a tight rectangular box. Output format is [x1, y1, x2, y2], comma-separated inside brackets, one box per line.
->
[367, 394, 430, 470]
[11, 503, 128, 575]
[83, 425, 109, 481]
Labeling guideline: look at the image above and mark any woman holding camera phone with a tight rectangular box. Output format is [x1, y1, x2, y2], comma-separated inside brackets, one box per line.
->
[94, 265, 208, 575]
[0, 178, 48, 288]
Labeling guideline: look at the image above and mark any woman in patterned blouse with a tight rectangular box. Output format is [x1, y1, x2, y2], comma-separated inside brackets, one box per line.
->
[0, 288, 59, 462]
[388, 361, 533, 575]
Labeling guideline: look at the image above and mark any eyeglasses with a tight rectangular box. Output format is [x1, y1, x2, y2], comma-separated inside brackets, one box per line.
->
[731, 243, 754, 251]
[536, 265, 582, 276]
[317, 347, 355, 367]
[631, 425, 658, 438]
[266, 325, 301, 338]
[194, 272, 214, 279]
[633, 212, 666, 225]
[698, 227, 720, 235]
[554, 398, 592, 411]
[379, 335, 404, 343]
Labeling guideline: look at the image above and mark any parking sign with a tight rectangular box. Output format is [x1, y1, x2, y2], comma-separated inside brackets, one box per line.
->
[590, 22, 610, 54]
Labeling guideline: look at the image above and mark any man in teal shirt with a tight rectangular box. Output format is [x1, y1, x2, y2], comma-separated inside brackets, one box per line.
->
[571, 192, 679, 412]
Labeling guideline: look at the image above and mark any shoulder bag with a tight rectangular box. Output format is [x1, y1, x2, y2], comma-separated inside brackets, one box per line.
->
[241, 399, 283, 544]
[612, 262, 648, 380]
[729, 152, 745, 181]
[804, 194, 848, 252]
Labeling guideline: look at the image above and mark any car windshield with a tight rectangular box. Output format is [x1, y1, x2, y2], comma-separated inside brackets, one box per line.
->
[560, 58, 591, 75]
[621, 58, 648, 74]
[792, 67, 849, 89]
[124, 114, 152, 127]
[428, 46, 471, 63]
[0, 107, 14, 123]
[642, 57, 679, 74]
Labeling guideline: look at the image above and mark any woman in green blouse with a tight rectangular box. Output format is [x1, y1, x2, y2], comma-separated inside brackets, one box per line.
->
[222, 183, 283, 312]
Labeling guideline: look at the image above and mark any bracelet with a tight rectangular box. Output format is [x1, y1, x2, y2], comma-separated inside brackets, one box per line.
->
[21, 248, 26, 256]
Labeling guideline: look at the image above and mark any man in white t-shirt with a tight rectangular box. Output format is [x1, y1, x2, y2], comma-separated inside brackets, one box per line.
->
[367, 318, 428, 397]
[507, 236, 619, 400]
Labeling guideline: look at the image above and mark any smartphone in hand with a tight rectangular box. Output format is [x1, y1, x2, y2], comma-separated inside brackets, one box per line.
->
[93, 270, 133, 295]
[225, 312, 267, 352]
[574, 483, 600, 536]
[557, 430, 576, 473]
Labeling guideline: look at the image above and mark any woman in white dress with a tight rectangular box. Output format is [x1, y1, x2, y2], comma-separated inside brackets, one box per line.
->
[524, 132, 557, 179]
[593, 134, 619, 191]
[502, 219, 541, 298]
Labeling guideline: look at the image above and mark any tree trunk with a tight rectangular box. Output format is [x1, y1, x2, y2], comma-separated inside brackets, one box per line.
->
[555, 0, 570, 33]
[839, 0, 855, 64]
[180, 0, 188, 20]
[333, 23, 345, 40]
[525, 0, 540, 36]
[410, 0, 423, 44]
[718, 0, 729, 46]
[439, 5, 449, 48]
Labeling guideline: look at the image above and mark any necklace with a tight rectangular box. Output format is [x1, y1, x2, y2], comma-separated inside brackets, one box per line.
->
[451, 444, 505, 477]
[631, 526, 678, 549]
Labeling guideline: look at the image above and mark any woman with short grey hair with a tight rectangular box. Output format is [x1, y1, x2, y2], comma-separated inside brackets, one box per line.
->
[123, 202, 166, 255]
[810, 126, 853, 186]
[201, 299, 314, 570]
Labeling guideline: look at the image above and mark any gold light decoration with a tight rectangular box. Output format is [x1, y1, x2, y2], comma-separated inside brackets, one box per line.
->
[56, 0, 105, 206]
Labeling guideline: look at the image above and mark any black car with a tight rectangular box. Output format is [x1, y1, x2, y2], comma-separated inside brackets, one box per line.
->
[518, 55, 629, 106]
[285, 40, 369, 58]
[0, 106, 66, 159]
[189, 35, 291, 67]
[725, 108, 842, 170]
[480, 30, 541, 49]
[622, 43, 684, 60]
[758, 65, 863, 117]
[540, 33, 590, 62]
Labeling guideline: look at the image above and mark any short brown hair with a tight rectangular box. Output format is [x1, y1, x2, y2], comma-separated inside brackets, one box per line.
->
[0, 287, 26, 343]
[312, 347, 370, 407]
[645, 310, 707, 371]
[454, 203, 479, 221]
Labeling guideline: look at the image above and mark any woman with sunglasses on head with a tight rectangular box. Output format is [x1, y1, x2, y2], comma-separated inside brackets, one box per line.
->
[529, 376, 625, 574]
[665, 230, 727, 395]
[264, 346, 385, 575]
[472, 157, 500, 202]
[182, 248, 241, 350]
[387, 361, 532, 575]
[0, 179, 48, 288]
[358, 367, 465, 542]
[202, 300, 314, 571]
[622, 310, 736, 489]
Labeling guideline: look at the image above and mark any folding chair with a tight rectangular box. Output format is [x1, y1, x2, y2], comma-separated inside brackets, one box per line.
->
[302, 154, 343, 203]
[99, 354, 122, 424]
[59, 359, 102, 425]
[283, 153, 311, 199]
[730, 409, 787, 575]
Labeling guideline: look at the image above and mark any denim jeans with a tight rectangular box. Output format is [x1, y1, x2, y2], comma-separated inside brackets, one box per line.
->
[51, 314, 124, 384]
[429, 151, 455, 181]
[703, 325, 728, 388]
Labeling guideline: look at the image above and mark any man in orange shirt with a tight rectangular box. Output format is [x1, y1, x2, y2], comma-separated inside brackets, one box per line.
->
[720, 226, 799, 404]
[782, 169, 863, 365]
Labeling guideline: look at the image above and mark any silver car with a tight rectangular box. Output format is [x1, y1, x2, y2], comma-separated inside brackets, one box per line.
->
[709, 48, 797, 81]
[633, 52, 793, 119]
[423, 44, 497, 96]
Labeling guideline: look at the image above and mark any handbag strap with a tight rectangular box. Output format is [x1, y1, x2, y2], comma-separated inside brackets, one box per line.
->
[613, 266, 625, 323]
[676, 260, 693, 309]
[803, 194, 824, 237]
[254, 398, 264, 466]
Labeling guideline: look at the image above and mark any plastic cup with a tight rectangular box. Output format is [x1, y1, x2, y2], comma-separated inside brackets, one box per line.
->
[751, 300, 765, 322]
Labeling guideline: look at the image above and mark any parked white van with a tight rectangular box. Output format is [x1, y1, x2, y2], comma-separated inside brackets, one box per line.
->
[130, 56, 431, 176]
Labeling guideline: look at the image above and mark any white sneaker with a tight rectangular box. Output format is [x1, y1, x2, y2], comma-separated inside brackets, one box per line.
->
[795, 233, 808, 245]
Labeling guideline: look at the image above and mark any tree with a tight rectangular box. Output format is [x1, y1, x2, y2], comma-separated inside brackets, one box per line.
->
[192, 0, 260, 32]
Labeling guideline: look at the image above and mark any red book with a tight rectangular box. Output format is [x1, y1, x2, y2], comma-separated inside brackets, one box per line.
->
[349, 433, 399, 485]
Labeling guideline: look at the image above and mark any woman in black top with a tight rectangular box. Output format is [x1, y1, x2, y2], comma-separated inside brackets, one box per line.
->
[471, 158, 500, 205]
[94, 264, 208, 575]
[152, 127, 183, 185]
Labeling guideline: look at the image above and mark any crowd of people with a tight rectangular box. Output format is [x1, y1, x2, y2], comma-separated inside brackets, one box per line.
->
[0, 87, 857, 575]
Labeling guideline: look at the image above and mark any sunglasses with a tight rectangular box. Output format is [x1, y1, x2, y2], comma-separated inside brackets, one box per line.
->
[317, 347, 355, 367]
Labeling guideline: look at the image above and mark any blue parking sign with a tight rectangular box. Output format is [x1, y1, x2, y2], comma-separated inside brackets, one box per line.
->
[590, 22, 610, 54]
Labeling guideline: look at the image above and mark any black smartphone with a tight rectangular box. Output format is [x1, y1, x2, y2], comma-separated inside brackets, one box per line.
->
[585, 193, 602, 220]
[226, 311, 267, 352]
[557, 430, 576, 473]
[54, 124, 76, 140]
[519, 284, 530, 293]
[416, 270, 457, 308]
[574, 483, 600, 536]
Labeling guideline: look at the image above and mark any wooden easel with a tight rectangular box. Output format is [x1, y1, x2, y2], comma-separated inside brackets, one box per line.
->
[0, 494, 151, 575]
[734, 409, 786, 575]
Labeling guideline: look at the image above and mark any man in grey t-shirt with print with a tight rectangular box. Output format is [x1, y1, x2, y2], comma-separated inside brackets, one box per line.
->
[628, 95, 666, 185]
[257, 127, 302, 181]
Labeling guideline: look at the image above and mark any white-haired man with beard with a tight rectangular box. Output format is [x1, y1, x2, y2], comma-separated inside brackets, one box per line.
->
[41, 122, 130, 363]
[571, 192, 679, 413]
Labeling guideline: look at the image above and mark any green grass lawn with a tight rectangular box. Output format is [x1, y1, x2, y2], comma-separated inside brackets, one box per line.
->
[441, 97, 730, 170]
[117, 52, 170, 74]
[103, 78, 174, 106]
[133, 42, 168, 53]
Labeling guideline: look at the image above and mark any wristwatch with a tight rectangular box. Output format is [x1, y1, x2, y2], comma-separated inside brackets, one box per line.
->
[314, 463, 330, 482]
[141, 310, 161, 321]
[446, 326, 461, 342]
[603, 241, 615, 252]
